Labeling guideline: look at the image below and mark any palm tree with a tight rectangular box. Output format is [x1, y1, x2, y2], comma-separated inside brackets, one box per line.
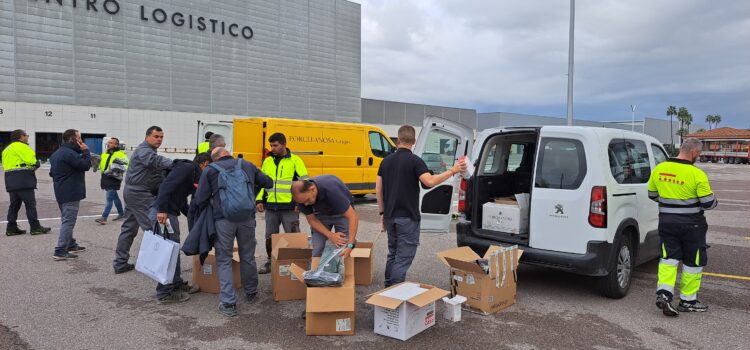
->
[714, 114, 722, 128]
[677, 107, 690, 143]
[705, 114, 714, 130]
[666, 106, 677, 146]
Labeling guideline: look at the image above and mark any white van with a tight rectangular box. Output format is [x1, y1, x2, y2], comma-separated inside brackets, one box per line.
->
[413, 118, 669, 298]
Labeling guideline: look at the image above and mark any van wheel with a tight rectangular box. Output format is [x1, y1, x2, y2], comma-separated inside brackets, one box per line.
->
[598, 234, 634, 299]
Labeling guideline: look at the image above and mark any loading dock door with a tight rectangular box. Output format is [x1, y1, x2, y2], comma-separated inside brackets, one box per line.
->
[35, 133, 63, 162]
[81, 134, 106, 155]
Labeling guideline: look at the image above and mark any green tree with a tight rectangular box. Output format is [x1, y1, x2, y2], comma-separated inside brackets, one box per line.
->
[714, 114, 722, 128]
[677, 107, 692, 142]
[695, 128, 706, 133]
[705, 114, 714, 130]
[666, 105, 677, 146]
[676, 127, 689, 139]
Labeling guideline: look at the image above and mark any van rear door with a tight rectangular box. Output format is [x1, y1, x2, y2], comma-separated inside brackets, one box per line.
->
[414, 116, 474, 232]
[198, 121, 234, 150]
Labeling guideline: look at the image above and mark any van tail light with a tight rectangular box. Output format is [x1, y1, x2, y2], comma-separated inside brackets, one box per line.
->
[458, 178, 467, 213]
[589, 186, 607, 228]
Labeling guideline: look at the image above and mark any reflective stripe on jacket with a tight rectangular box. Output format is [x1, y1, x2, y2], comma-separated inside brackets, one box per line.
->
[647, 158, 717, 223]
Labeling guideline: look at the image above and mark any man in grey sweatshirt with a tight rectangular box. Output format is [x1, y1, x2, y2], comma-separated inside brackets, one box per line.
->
[112, 126, 173, 274]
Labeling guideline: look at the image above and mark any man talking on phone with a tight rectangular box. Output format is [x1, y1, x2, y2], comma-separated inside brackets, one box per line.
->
[49, 129, 91, 260]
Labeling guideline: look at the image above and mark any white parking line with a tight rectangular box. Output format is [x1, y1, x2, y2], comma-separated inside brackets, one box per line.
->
[0, 215, 102, 224]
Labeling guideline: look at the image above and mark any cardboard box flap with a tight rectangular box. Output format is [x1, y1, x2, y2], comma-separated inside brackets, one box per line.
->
[277, 247, 312, 260]
[365, 294, 405, 310]
[407, 287, 450, 308]
[436, 246, 481, 267]
[356, 241, 374, 249]
[271, 233, 310, 259]
[443, 257, 486, 274]
[289, 263, 308, 287]
[350, 247, 371, 258]
[307, 287, 355, 312]
[484, 247, 524, 278]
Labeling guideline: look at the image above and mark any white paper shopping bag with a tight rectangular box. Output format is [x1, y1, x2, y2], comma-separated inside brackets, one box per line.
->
[135, 224, 180, 284]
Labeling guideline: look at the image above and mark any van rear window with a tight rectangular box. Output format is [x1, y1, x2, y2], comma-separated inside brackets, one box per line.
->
[534, 138, 586, 190]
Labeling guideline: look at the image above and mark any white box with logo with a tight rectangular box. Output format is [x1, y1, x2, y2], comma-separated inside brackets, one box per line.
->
[482, 193, 529, 234]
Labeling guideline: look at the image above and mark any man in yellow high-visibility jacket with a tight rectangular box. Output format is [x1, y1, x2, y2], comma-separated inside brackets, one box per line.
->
[2, 129, 51, 236]
[648, 138, 717, 317]
[256, 132, 308, 274]
[95, 137, 129, 225]
[197, 131, 213, 154]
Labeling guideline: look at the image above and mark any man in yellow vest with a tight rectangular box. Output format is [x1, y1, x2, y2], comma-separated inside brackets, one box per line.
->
[2, 129, 51, 235]
[648, 138, 717, 317]
[95, 137, 129, 224]
[197, 131, 213, 154]
[256, 132, 308, 274]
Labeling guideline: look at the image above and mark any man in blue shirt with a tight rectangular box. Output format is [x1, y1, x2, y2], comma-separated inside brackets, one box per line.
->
[292, 175, 359, 258]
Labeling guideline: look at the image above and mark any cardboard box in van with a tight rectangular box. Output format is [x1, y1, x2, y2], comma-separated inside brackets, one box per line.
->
[437, 245, 523, 315]
[482, 193, 529, 234]
[271, 233, 312, 301]
[366, 282, 450, 341]
[290, 256, 356, 336]
[352, 241, 374, 285]
[192, 250, 241, 294]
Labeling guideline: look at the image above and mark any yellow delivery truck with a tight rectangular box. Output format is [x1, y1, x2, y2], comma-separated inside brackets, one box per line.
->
[199, 117, 397, 196]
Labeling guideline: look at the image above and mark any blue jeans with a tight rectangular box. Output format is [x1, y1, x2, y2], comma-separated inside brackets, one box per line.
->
[384, 217, 420, 287]
[102, 189, 123, 219]
[55, 201, 80, 255]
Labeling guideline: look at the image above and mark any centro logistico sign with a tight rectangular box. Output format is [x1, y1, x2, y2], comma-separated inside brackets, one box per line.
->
[33, 0, 255, 40]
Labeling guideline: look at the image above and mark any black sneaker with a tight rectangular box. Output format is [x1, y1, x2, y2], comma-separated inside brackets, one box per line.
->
[258, 261, 272, 274]
[157, 291, 190, 305]
[5, 226, 27, 236]
[246, 293, 258, 303]
[218, 303, 238, 317]
[176, 283, 200, 294]
[67, 244, 86, 253]
[30, 226, 52, 235]
[53, 252, 78, 261]
[655, 294, 679, 317]
[114, 263, 135, 274]
[677, 299, 708, 313]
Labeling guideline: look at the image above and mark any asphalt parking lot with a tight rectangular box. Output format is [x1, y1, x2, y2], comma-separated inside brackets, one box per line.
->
[1, 162, 748, 349]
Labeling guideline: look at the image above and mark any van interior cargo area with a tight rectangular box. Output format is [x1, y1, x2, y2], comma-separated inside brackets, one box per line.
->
[472, 132, 538, 243]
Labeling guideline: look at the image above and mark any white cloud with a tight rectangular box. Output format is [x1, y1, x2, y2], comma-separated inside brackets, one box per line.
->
[353, 0, 750, 126]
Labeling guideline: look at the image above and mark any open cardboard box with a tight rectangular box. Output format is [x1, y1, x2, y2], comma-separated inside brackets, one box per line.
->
[271, 233, 312, 301]
[192, 249, 241, 294]
[437, 245, 522, 315]
[351, 241, 374, 285]
[365, 282, 450, 341]
[290, 256, 356, 336]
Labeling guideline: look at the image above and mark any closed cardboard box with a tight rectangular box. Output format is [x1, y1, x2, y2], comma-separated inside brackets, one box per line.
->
[290, 256, 356, 336]
[366, 282, 449, 341]
[192, 249, 241, 294]
[482, 193, 529, 234]
[352, 241, 374, 285]
[437, 245, 522, 315]
[271, 233, 312, 301]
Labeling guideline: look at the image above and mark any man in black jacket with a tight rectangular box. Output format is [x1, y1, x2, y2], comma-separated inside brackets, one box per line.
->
[49, 129, 91, 260]
[150, 153, 211, 304]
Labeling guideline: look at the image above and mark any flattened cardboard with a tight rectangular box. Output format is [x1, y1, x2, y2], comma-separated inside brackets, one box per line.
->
[192, 250, 241, 294]
[352, 241, 374, 285]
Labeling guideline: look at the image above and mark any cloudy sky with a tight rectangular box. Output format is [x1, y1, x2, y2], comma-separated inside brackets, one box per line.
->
[352, 0, 749, 128]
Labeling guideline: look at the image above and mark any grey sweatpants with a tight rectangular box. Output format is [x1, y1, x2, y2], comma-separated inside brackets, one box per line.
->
[215, 217, 258, 305]
[384, 217, 421, 287]
[113, 186, 155, 270]
[263, 209, 300, 258]
[310, 214, 349, 257]
[54, 201, 80, 255]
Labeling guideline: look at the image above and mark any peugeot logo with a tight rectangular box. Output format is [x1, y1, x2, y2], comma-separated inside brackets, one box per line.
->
[555, 204, 564, 214]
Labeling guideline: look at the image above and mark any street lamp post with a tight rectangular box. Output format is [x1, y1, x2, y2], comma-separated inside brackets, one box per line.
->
[566, 0, 575, 126]
[630, 104, 636, 132]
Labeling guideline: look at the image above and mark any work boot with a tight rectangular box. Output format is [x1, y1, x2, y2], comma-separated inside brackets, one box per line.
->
[157, 291, 190, 305]
[30, 226, 52, 235]
[95, 217, 108, 225]
[258, 261, 272, 274]
[5, 226, 27, 236]
[67, 244, 87, 253]
[655, 293, 679, 317]
[218, 303, 238, 317]
[246, 293, 258, 303]
[53, 252, 79, 261]
[677, 299, 708, 313]
[176, 282, 200, 294]
[114, 263, 135, 274]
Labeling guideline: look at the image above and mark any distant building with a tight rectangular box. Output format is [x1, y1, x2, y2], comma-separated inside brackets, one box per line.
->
[686, 127, 750, 164]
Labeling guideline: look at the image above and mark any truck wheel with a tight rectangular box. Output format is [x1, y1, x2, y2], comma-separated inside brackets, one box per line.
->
[598, 234, 634, 299]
